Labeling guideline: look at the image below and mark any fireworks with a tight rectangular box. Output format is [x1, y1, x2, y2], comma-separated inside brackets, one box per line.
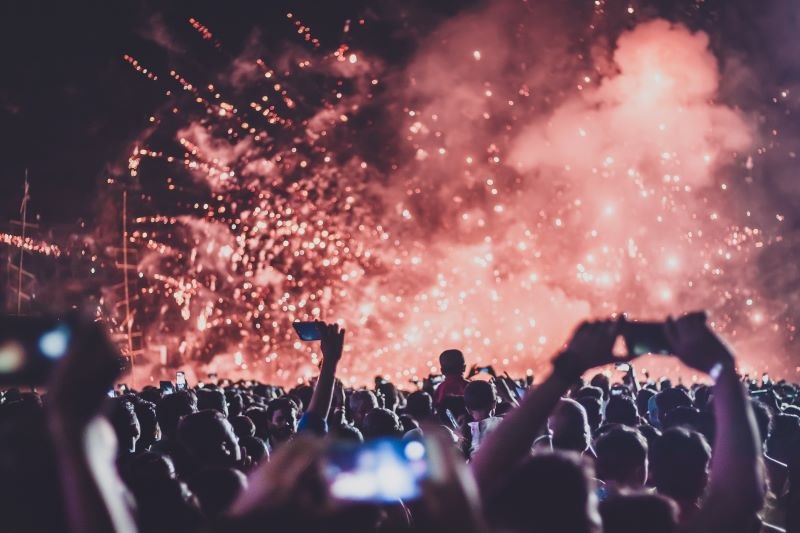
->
[105, 4, 793, 385]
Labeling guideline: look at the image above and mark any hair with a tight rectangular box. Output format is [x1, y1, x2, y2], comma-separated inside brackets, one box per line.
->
[635, 388, 655, 419]
[661, 406, 702, 432]
[487, 451, 600, 533]
[550, 398, 591, 453]
[189, 467, 248, 519]
[265, 397, 299, 422]
[589, 374, 610, 400]
[655, 388, 693, 424]
[604, 395, 639, 427]
[231, 415, 256, 439]
[239, 436, 269, 467]
[157, 391, 198, 439]
[650, 427, 711, 503]
[594, 425, 648, 487]
[361, 408, 403, 440]
[766, 413, 800, 463]
[133, 398, 159, 449]
[576, 396, 603, 434]
[377, 381, 399, 411]
[177, 409, 239, 469]
[464, 381, 497, 412]
[439, 349, 466, 375]
[600, 492, 678, 533]
[197, 388, 228, 417]
[575, 386, 604, 401]
[405, 391, 433, 421]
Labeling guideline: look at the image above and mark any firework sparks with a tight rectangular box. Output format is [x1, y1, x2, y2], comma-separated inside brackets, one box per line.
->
[103, 3, 793, 385]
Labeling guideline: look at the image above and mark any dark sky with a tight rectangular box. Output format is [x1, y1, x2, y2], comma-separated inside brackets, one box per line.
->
[0, 0, 470, 227]
[2, 0, 799, 228]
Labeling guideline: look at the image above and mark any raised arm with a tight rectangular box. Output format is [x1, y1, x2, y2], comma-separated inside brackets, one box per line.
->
[47, 321, 138, 533]
[667, 313, 765, 533]
[303, 322, 345, 431]
[471, 320, 621, 497]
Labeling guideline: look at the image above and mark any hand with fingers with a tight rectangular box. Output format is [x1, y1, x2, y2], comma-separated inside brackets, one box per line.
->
[553, 318, 626, 381]
[318, 321, 345, 367]
[664, 311, 734, 375]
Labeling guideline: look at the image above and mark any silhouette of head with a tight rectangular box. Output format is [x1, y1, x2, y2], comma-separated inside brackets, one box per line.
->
[650, 427, 710, 505]
[439, 349, 466, 376]
[595, 425, 648, 488]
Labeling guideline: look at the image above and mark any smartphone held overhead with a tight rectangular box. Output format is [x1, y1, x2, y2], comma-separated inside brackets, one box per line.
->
[620, 318, 674, 357]
[293, 321, 323, 341]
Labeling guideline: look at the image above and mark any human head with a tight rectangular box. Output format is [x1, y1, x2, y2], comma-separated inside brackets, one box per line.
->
[655, 388, 692, 426]
[599, 493, 678, 533]
[361, 408, 403, 439]
[549, 398, 591, 453]
[134, 399, 160, 451]
[488, 451, 601, 533]
[197, 388, 229, 418]
[439, 349, 466, 377]
[177, 410, 242, 469]
[463, 381, 497, 421]
[405, 391, 433, 422]
[650, 427, 711, 505]
[239, 435, 269, 468]
[589, 374, 610, 400]
[157, 390, 198, 440]
[189, 467, 248, 519]
[594, 426, 648, 488]
[750, 400, 772, 444]
[766, 413, 800, 463]
[106, 398, 140, 454]
[231, 415, 256, 440]
[604, 395, 639, 427]
[576, 396, 602, 435]
[265, 397, 299, 446]
[377, 381, 399, 412]
[635, 388, 655, 419]
[349, 390, 378, 429]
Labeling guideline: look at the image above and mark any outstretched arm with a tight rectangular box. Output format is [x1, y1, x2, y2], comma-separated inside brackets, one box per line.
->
[48, 321, 138, 533]
[303, 322, 345, 431]
[471, 320, 621, 497]
[668, 313, 765, 533]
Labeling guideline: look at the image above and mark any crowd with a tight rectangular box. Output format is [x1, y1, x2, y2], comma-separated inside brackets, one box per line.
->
[1, 312, 800, 532]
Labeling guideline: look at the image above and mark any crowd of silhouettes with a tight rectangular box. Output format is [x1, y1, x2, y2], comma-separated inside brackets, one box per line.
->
[1, 312, 800, 532]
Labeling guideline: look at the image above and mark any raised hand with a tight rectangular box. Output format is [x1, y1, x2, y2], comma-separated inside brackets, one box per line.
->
[319, 321, 345, 366]
[553, 318, 624, 380]
[664, 311, 734, 374]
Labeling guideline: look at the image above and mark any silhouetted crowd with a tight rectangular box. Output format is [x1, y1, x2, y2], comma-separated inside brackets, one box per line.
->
[1, 314, 799, 532]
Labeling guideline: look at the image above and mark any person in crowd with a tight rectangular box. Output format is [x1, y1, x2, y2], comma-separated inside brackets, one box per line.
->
[349, 389, 378, 430]
[433, 349, 470, 408]
[594, 425, 648, 491]
[549, 398, 594, 456]
[5, 310, 774, 533]
[264, 397, 299, 451]
[463, 380, 503, 458]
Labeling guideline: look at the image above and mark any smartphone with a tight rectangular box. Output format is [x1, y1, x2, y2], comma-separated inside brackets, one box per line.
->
[615, 362, 631, 372]
[0, 315, 73, 385]
[322, 437, 430, 502]
[175, 371, 187, 390]
[477, 366, 492, 374]
[621, 321, 672, 356]
[160, 380, 175, 395]
[107, 389, 116, 398]
[293, 321, 322, 341]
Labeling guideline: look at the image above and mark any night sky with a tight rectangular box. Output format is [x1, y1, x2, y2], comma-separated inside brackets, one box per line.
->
[2, 0, 800, 381]
[0, 0, 467, 225]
